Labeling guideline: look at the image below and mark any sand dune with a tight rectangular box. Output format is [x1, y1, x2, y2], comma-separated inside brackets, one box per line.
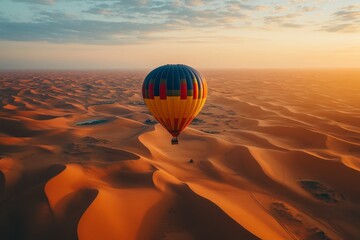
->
[0, 69, 359, 239]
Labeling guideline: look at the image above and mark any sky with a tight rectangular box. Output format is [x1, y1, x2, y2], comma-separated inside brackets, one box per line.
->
[0, 0, 359, 69]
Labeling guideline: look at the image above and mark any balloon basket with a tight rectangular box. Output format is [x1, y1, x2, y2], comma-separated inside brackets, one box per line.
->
[171, 137, 179, 145]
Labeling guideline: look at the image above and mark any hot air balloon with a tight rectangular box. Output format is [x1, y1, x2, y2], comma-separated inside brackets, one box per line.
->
[142, 64, 207, 145]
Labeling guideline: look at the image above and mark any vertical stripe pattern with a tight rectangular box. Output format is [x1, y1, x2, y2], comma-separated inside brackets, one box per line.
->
[142, 64, 207, 137]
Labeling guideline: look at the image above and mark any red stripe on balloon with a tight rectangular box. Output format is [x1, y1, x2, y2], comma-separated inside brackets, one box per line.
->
[160, 83, 166, 99]
[180, 83, 187, 99]
[179, 118, 187, 130]
[148, 83, 154, 99]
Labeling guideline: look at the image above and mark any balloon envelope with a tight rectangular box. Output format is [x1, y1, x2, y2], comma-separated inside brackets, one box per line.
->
[142, 64, 207, 141]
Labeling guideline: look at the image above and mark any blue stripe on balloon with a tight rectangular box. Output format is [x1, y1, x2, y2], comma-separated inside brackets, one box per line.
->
[183, 66, 194, 94]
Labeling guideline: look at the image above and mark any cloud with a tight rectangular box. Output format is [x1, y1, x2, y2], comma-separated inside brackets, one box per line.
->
[320, 4, 360, 33]
[320, 23, 359, 33]
[281, 23, 303, 28]
[83, 0, 252, 28]
[264, 13, 300, 25]
[12, 0, 55, 5]
[333, 10, 360, 21]
[1, 0, 358, 44]
[0, 2, 249, 44]
[185, 0, 204, 7]
[0, 19, 164, 44]
[300, 6, 318, 12]
[340, 4, 360, 11]
[0, 0, 300, 44]
[273, 5, 288, 12]
[225, 1, 268, 11]
[83, 4, 114, 17]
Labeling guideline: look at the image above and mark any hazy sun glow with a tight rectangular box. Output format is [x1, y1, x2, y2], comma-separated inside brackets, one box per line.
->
[0, 0, 359, 69]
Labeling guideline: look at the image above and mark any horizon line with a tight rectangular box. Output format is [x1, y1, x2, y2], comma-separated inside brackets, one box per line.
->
[1, 67, 360, 72]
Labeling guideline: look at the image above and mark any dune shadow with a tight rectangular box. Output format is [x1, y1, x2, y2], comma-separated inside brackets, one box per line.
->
[137, 182, 260, 240]
[53, 188, 99, 240]
[0, 164, 67, 240]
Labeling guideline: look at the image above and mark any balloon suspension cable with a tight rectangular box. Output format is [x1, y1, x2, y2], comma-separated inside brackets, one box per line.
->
[171, 137, 179, 145]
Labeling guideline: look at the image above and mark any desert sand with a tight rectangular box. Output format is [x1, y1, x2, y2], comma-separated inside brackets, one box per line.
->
[0, 69, 359, 240]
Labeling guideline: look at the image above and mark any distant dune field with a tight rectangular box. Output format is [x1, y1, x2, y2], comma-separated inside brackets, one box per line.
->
[0, 69, 359, 240]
